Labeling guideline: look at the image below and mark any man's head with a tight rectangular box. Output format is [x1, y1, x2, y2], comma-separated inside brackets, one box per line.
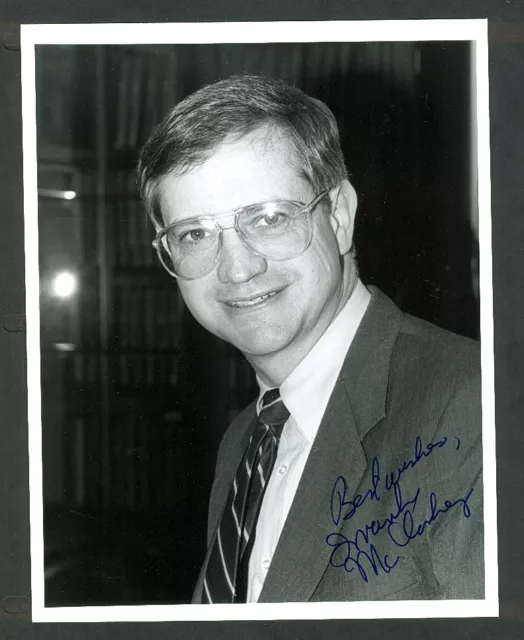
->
[138, 75, 349, 226]
[138, 75, 359, 384]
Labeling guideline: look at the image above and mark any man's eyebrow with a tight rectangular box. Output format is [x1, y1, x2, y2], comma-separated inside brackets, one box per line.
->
[194, 197, 294, 218]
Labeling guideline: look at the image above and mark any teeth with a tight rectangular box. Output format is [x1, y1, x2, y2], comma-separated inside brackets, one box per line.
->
[228, 292, 276, 308]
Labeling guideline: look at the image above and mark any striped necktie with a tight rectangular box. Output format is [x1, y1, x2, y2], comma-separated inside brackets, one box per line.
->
[202, 388, 290, 604]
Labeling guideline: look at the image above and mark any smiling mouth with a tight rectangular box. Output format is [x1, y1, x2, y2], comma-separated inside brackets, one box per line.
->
[224, 290, 281, 309]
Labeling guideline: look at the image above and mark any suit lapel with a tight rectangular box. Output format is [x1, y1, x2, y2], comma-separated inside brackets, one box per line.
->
[258, 376, 366, 602]
[258, 287, 404, 602]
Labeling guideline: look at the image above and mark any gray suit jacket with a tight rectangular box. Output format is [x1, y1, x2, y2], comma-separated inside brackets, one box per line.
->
[192, 287, 484, 602]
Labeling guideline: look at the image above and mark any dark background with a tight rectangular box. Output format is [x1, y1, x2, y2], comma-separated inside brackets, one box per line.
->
[0, 4, 523, 639]
[36, 40, 478, 607]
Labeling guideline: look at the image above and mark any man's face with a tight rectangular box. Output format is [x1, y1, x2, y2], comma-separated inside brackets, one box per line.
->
[157, 130, 356, 376]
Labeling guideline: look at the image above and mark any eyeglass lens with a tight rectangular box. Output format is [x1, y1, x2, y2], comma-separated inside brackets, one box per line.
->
[157, 201, 313, 279]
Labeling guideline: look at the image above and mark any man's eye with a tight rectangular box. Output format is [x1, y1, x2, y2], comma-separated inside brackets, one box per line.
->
[178, 228, 210, 243]
[255, 212, 287, 227]
[263, 213, 280, 225]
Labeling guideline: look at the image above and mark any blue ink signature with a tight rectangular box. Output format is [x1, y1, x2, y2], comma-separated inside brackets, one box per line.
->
[383, 435, 448, 492]
[326, 435, 473, 582]
[330, 435, 449, 527]
[327, 477, 419, 581]
[387, 489, 473, 547]
[331, 456, 381, 526]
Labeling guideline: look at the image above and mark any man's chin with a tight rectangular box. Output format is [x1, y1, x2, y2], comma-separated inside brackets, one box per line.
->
[227, 329, 292, 359]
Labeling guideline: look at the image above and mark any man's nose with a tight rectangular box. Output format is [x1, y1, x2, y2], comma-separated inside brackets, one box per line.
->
[216, 228, 267, 284]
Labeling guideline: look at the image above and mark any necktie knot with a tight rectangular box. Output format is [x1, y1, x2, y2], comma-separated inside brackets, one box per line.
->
[259, 388, 290, 430]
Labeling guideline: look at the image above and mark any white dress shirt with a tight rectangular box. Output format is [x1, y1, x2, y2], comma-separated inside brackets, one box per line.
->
[246, 279, 371, 602]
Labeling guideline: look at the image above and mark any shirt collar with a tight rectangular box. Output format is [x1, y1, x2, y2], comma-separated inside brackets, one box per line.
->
[257, 279, 371, 443]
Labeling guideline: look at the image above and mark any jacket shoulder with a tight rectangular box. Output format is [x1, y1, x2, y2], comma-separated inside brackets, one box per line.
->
[385, 313, 481, 432]
[396, 313, 480, 380]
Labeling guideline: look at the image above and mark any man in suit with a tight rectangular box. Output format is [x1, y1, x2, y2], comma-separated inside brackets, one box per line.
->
[137, 75, 483, 603]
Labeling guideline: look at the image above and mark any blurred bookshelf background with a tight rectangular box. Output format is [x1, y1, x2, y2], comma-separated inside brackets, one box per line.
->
[36, 41, 479, 606]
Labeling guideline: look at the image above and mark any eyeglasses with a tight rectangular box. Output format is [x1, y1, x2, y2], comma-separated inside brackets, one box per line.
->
[152, 190, 330, 280]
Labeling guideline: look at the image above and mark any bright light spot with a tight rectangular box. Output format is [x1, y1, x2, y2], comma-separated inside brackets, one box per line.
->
[54, 342, 76, 352]
[52, 271, 78, 298]
[63, 190, 76, 200]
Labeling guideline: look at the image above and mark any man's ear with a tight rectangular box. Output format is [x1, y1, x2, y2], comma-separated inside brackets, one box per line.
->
[328, 179, 357, 256]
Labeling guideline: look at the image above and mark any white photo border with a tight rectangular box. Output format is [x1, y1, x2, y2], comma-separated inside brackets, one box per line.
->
[21, 19, 497, 623]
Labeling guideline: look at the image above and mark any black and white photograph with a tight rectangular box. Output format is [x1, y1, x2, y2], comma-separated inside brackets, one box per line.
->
[21, 20, 496, 622]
